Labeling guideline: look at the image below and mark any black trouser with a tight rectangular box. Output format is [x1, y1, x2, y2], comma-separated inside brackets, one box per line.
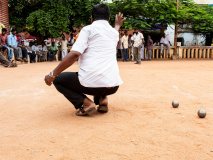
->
[53, 72, 119, 109]
[19, 47, 28, 59]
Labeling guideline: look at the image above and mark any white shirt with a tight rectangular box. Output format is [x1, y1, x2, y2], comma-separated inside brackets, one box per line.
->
[71, 20, 123, 88]
[160, 37, 169, 45]
[39, 45, 48, 52]
[32, 45, 40, 52]
[122, 35, 128, 49]
[61, 40, 67, 50]
[132, 32, 144, 47]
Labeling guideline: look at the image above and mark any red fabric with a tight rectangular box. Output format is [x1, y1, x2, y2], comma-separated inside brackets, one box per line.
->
[0, 34, 8, 45]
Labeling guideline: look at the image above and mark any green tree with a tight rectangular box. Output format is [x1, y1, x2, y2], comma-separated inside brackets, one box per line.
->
[109, 0, 213, 35]
[9, 0, 101, 43]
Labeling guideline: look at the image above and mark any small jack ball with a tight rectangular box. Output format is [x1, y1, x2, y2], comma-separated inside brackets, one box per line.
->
[172, 101, 179, 108]
[198, 109, 206, 118]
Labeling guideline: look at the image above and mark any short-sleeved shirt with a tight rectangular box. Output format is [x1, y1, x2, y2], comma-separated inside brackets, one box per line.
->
[7, 34, 17, 47]
[160, 37, 169, 45]
[132, 32, 144, 47]
[39, 45, 48, 52]
[61, 40, 67, 50]
[49, 45, 58, 51]
[147, 38, 153, 50]
[0, 34, 8, 45]
[122, 35, 128, 49]
[71, 20, 123, 88]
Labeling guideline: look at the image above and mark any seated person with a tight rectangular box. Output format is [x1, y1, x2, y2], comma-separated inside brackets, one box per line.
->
[26, 41, 36, 63]
[7, 29, 23, 62]
[32, 41, 41, 61]
[0, 45, 17, 67]
[39, 41, 48, 61]
[18, 41, 28, 62]
[48, 41, 58, 61]
[0, 28, 13, 62]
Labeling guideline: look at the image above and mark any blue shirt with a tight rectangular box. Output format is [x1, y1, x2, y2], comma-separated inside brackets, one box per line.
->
[17, 35, 22, 45]
[7, 34, 17, 47]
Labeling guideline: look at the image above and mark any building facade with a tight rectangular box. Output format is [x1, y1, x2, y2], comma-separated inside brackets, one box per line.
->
[0, 0, 9, 34]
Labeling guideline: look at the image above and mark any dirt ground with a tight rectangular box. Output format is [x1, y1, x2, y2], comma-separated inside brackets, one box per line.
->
[0, 60, 213, 160]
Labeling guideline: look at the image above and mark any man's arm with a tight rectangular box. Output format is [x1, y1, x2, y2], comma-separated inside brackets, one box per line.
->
[114, 12, 126, 31]
[7, 36, 12, 47]
[44, 51, 80, 86]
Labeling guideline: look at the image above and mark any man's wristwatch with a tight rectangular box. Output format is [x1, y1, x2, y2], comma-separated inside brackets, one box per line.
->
[49, 71, 56, 78]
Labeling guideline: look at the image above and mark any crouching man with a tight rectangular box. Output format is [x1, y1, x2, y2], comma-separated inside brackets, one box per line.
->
[44, 4, 125, 116]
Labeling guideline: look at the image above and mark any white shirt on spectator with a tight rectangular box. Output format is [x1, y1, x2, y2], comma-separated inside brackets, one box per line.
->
[122, 35, 128, 49]
[32, 45, 40, 52]
[61, 40, 67, 50]
[160, 37, 169, 45]
[132, 32, 144, 47]
[71, 20, 123, 88]
[39, 45, 48, 52]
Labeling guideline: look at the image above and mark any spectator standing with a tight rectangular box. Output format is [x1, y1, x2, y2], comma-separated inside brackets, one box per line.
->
[132, 28, 144, 64]
[69, 34, 75, 45]
[0, 28, 13, 62]
[117, 33, 123, 59]
[48, 41, 58, 61]
[160, 33, 172, 57]
[18, 41, 28, 62]
[122, 30, 128, 62]
[60, 35, 68, 60]
[39, 41, 48, 61]
[128, 34, 133, 61]
[26, 42, 36, 63]
[7, 29, 23, 62]
[146, 35, 153, 60]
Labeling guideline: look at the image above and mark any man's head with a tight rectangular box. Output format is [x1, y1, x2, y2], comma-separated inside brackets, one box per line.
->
[1, 28, 7, 35]
[162, 33, 165, 38]
[62, 34, 65, 40]
[52, 41, 55, 46]
[124, 30, 128, 36]
[42, 41, 45, 46]
[29, 42, 33, 47]
[134, 28, 139, 33]
[34, 41, 37, 46]
[11, 29, 16, 35]
[21, 41, 24, 45]
[17, 31, 21, 36]
[148, 35, 151, 39]
[91, 4, 110, 22]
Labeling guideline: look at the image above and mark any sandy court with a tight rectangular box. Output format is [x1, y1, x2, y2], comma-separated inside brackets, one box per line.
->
[0, 60, 213, 160]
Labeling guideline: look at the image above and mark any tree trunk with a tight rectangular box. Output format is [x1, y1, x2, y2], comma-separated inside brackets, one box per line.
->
[36, 32, 44, 44]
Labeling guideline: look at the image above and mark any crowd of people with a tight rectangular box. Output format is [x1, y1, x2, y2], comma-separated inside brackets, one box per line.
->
[0, 28, 70, 68]
[0, 26, 172, 68]
[118, 28, 172, 64]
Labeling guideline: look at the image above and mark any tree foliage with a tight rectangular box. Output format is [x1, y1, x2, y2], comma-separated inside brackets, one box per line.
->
[8, 0, 213, 41]
[9, 0, 101, 42]
[109, 0, 213, 34]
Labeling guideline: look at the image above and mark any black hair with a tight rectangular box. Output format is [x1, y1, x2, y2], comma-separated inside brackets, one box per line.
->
[134, 28, 138, 30]
[92, 4, 110, 21]
[124, 30, 128, 34]
[11, 29, 16, 32]
[2, 28, 7, 32]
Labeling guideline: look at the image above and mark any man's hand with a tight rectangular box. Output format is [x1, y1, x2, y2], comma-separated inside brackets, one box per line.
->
[44, 75, 55, 86]
[114, 12, 126, 31]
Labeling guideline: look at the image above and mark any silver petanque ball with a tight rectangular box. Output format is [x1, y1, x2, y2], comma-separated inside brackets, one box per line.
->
[172, 101, 179, 108]
[198, 109, 206, 118]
